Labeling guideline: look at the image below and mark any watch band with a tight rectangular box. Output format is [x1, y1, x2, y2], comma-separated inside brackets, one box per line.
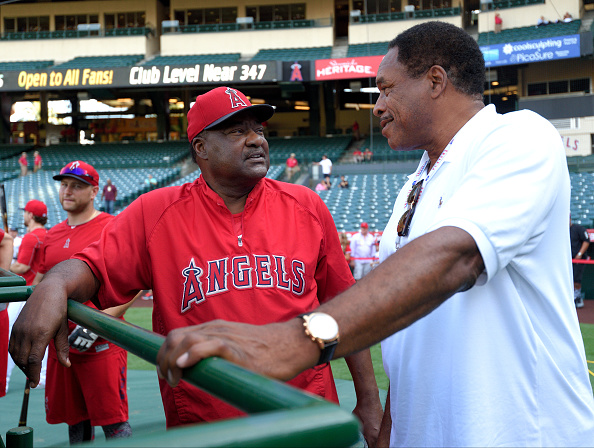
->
[316, 338, 338, 365]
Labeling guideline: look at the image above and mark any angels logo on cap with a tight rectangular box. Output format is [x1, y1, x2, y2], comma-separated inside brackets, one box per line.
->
[53, 160, 99, 186]
[226, 88, 248, 109]
[187, 86, 274, 142]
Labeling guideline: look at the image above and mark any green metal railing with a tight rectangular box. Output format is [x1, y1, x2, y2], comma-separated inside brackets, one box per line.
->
[0, 278, 360, 447]
[0, 27, 152, 41]
[354, 6, 461, 23]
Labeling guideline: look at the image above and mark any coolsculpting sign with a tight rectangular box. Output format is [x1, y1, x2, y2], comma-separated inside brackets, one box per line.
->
[481, 34, 581, 67]
[0, 61, 278, 91]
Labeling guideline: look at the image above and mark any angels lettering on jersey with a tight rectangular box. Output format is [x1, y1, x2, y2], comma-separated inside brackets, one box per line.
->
[181, 255, 305, 313]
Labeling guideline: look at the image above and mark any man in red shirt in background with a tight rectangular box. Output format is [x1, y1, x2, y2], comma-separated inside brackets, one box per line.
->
[10, 200, 47, 285]
[100, 178, 117, 215]
[33, 151, 42, 173]
[34, 161, 133, 444]
[285, 152, 300, 179]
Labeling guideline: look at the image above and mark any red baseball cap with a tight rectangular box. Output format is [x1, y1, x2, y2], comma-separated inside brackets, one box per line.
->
[21, 199, 47, 218]
[53, 160, 99, 186]
[360, 222, 369, 228]
[187, 86, 274, 142]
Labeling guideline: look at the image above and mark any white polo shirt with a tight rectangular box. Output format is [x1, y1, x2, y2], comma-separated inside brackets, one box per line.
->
[318, 158, 332, 175]
[379, 105, 594, 447]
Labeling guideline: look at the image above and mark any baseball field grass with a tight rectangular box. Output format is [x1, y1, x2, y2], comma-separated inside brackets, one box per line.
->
[124, 308, 594, 392]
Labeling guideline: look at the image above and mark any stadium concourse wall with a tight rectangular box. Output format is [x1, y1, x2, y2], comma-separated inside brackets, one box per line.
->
[0, 0, 161, 63]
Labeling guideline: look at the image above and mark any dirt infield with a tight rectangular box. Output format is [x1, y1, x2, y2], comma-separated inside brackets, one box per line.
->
[578, 299, 594, 325]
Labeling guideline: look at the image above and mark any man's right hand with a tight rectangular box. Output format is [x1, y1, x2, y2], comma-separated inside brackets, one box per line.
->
[9, 259, 102, 387]
[8, 278, 72, 387]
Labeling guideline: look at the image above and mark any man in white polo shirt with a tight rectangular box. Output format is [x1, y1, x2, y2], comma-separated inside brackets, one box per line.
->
[315, 155, 332, 181]
[149, 22, 594, 447]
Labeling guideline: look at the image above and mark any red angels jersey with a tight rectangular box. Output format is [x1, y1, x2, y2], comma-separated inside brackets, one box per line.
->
[16, 227, 46, 285]
[40, 213, 122, 359]
[74, 176, 355, 426]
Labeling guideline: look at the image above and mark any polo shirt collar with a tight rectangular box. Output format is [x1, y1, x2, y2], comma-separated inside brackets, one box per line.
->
[407, 104, 497, 180]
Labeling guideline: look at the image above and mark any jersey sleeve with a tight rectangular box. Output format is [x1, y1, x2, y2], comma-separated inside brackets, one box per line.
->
[73, 196, 152, 309]
[16, 233, 35, 267]
[313, 197, 355, 303]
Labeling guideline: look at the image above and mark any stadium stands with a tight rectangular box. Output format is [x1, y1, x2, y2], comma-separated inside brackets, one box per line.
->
[97, 167, 180, 207]
[267, 136, 352, 166]
[317, 173, 408, 232]
[0, 144, 30, 159]
[251, 46, 332, 61]
[0, 60, 54, 71]
[347, 42, 389, 57]
[3, 148, 594, 232]
[52, 55, 144, 69]
[143, 54, 241, 65]
[360, 134, 424, 163]
[478, 20, 581, 46]
[9, 142, 189, 171]
[570, 172, 594, 227]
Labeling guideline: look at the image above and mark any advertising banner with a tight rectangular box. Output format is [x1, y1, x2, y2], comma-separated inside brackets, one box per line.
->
[481, 34, 581, 67]
[0, 61, 278, 92]
[314, 55, 384, 81]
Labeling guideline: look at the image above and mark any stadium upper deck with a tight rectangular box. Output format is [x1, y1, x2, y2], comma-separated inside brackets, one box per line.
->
[0, 0, 592, 155]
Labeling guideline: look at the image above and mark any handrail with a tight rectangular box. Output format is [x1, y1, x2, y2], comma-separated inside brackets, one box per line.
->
[0, 27, 152, 40]
[0, 282, 360, 447]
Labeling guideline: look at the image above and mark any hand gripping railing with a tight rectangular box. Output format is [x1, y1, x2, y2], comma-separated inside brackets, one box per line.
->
[0, 277, 360, 447]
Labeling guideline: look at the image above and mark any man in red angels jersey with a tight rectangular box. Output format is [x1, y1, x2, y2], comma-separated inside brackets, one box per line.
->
[0, 229, 13, 398]
[33, 161, 132, 444]
[10, 86, 383, 446]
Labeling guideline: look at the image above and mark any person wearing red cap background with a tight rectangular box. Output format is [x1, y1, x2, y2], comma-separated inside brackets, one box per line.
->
[8, 199, 48, 389]
[18, 152, 28, 177]
[32, 160, 134, 444]
[10, 86, 383, 446]
[11, 199, 47, 285]
[349, 222, 377, 280]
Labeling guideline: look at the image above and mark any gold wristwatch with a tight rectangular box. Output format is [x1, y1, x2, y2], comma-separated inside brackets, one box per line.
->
[299, 312, 340, 365]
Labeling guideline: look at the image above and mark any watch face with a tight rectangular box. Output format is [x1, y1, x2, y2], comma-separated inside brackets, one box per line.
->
[309, 313, 339, 341]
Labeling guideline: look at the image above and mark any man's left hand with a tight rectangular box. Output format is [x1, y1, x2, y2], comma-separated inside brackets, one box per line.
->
[353, 394, 383, 447]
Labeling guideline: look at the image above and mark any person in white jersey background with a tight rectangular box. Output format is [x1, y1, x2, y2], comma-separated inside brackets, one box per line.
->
[349, 222, 377, 280]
